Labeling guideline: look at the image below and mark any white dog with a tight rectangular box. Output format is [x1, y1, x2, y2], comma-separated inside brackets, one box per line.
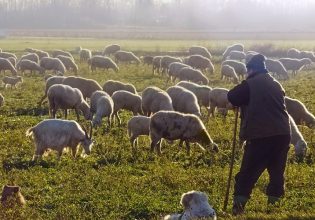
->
[164, 191, 217, 220]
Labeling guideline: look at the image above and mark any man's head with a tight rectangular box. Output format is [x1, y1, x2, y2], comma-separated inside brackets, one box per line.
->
[246, 54, 268, 75]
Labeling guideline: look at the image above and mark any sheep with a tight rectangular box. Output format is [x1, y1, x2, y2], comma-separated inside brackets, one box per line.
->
[0, 58, 18, 75]
[88, 56, 119, 73]
[227, 50, 246, 61]
[111, 90, 143, 125]
[185, 55, 214, 74]
[160, 56, 182, 74]
[150, 111, 218, 155]
[221, 64, 239, 84]
[221, 60, 247, 79]
[176, 81, 212, 112]
[127, 116, 150, 149]
[152, 56, 163, 74]
[34, 49, 50, 59]
[56, 55, 78, 74]
[17, 60, 45, 75]
[38, 76, 67, 105]
[167, 62, 190, 83]
[289, 115, 307, 159]
[102, 80, 137, 96]
[2, 76, 23, 89]
[62, 76, 102, 100]
[90, 91, 114, 129]
[287, 48, 300, 59]
[0, 52, 17, 59]
[47, 84, 92, 121]
[222, 43, 244, 60]
[164, 191, 217, 220]
[177, 67, 209, 85]
[20, 53, 39, 63]
[209, 88, 234, 117]
[188, 46, 212, 59]
[0, 93, 4, 107]
[114, 50, 140, 64]
[1, 185, 26, 207]
[103, 44, 121, 56]
[26, 119, 93, 160]
[7, 57, 17, 67]
[79, 49, 92, 62]
[141, 86, 173, 116]
[300, 51, 315, 62]
[40, 57, 67, 75]
[142, 55, 153, 65]
[265, 59, 289, 80]
[51, 49, 74, 60]
[285, 96, 315, 128]
[279, 58, 312, 76]
[166, 86, 201, 116]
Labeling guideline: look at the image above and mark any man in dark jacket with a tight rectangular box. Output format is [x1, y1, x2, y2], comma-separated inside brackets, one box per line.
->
[227, 54, 291, 215]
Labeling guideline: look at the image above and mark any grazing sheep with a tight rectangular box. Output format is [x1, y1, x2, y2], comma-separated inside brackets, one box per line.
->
[40, 57, 66, 75]
[103, 44, 121, 56]
[209, 88, 234, 117]
[166, 86, 201, 116]
[20, 53, 39, 63]
[102, 80, 137, 96]
[141, 86, 173, 116]
[0, 58, 18, 75]
[2, 76, 22, 88]
[51, 49, 74, 60]
[88, 56, 119, 73]
[188, 46, 212, 59]
[79, 49, 92, 62]
[33, 49, 50, 59]
[285, 96, 315, 128]
[114, 50, 140, 64]
[227, 50, 246, 61]
[56, 55, 78, 74]
[160, 56, 182, 74]
[289, 115, 307, 159]
[142, 55, 153, 65]
[150, 111, 218, 155]
[265, 59, 289, 80]
[0, 52, 17, 59]
[26, 119, 93, 160]
[222, 43, 244, 60]
[62, 76, 102, 100]
[38, 76, 67, 105]
[168, 62, 190, 83]
[221, 60, 247, 79]
[7, 57, 16, 67]
[177, 67, 209, 85]
[186, 55, 214, 74]
[90, 91, 114, 129]
[164, 191, 217, 220]
[127, 116, 150, 149]
[300, 51, 315, 62]
[176, 81, 212, 111]
[221, 64, 239, 84]
[47, 84, 92, 121]
[111, 90, 143, 125]
[17, 60, 45, 75]
[0, 93, 4, 107]
[279, 58, 312, 76]
[1, 185, 26, 207]
[287, 48, 301, 59]
[152, 56, 163, 74]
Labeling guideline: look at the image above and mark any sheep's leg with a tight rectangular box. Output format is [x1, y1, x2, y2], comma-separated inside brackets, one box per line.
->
[52, 108, 57, 118]
[130, 135, 137, 149]
[156, 140, 162, 155]
[57, 150, 63, 160]
[33, 145, 44, 161]
[64, 109, 68, 119]
[114, 112, 121, 125]
[71, 146, 78, 158]
[185, 141, 191, 156]
[150, 137, 160, 153]
[178, 140, 183, 150]
[107, 117, 111, 130]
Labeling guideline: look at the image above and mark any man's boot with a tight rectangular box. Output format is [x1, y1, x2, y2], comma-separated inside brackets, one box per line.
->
[267, 196, 280, 205]
[232, 195, 248, 215]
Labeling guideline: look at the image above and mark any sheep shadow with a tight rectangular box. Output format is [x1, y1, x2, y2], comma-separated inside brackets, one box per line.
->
[14, 106, 49, 116]
[2, 157, 56, 172]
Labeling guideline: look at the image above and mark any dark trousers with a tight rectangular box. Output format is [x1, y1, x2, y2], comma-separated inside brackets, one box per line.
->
[234, 135, 291, 198]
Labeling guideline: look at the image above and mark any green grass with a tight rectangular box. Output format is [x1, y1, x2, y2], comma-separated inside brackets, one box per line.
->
[0, 38, 314, 219]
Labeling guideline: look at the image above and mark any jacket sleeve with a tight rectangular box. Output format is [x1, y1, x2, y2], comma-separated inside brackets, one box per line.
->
[227, 80, 250, 107]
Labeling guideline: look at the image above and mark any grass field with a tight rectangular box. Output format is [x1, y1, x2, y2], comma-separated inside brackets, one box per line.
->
[0, 38, 314, 219]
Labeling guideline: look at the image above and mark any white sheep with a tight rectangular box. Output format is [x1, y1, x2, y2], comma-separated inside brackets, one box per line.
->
[40, 57, 66, 75]
[221, 60, 247, 79]
[90, 91, 114, 129]
[0, 93, 4, 107]
[51, 49, 74, 60]
[56, 55, 78, 74]
[167, 62, 190, 83]
[38, 76, 67, 105]
[150, 111, 218, 155]
[188, 46, 212, 59]
[227, 50, 246, 61]
[141, 86, 173, 116]
[285, 96, 315, 128]
[287, 48, 301, 59]
[300, 51, 315, 62]
[152, 56, 163, 74]
[142, 55, 153, 65]
[127, 115, 150, 149]
[0, 52, 17, 59]
[289, 114, 307, 159]
[2, 76, 23, 89]
[222, 43, 244, 60]
[164, 191, 217, 220]
[88, 56, 119, 73]
[221, 64, 239, 84]
[279, 58, 312, 76]
[20, 53, 40, 64]
[102, 80, 137, 96]
[160, 56, 182, 75]
[47, 84, 92, 121]
[33, 49, 50, 59]
[166, 86, 201, 116]
[111, 90, 143, 125]
[265, 59, 289, 80]
[177, 67, 209, 85]
[0, 58, 18, 75]
[79, 49, 92, 62]
[26, 119, 93, 160]
[103, 44, 121, 56]
[17, 60, 45, 75]
[185, 55, 214, 74]
[114, 50, 140, 64]
[209, 88, 234, 117]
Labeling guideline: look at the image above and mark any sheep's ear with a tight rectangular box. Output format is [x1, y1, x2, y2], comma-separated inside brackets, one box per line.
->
[181, 193, 194, 209]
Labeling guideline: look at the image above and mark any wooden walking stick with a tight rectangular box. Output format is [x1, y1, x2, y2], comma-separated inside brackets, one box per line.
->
[223, 107, 239, 211]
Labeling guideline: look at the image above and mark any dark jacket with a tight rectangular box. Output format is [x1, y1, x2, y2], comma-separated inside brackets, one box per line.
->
[228, 72, 290, 140]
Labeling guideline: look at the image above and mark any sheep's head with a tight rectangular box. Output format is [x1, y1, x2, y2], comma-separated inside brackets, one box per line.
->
[294, 139, 307, 161]
[196, 129, 219, 153]
[81, 122, 93, 155]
